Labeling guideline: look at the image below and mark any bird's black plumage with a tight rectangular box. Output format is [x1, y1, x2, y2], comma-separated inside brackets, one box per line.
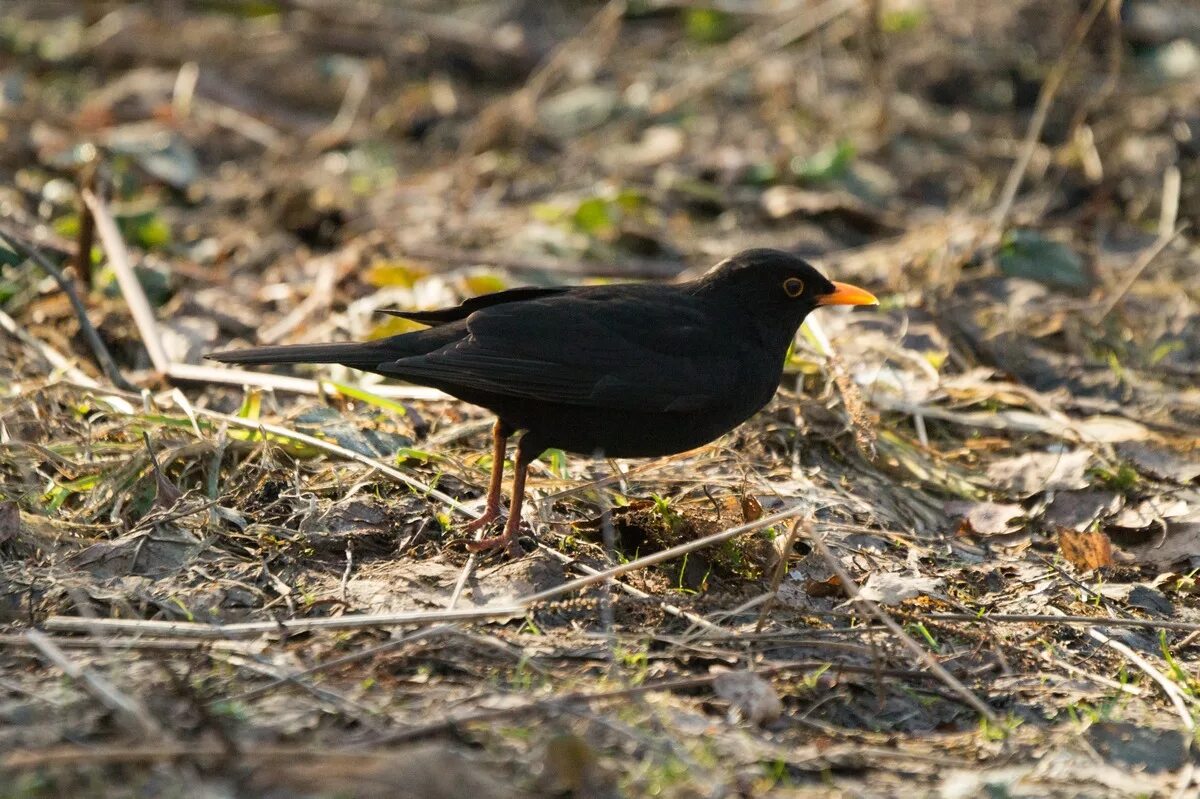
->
[208, 248, 878, 553]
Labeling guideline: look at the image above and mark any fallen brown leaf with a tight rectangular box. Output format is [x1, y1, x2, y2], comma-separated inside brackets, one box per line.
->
[1058, 527, 1114, 570]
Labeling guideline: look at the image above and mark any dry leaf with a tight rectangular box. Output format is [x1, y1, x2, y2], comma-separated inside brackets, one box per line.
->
[1116, 442, 1200, 483]
[1042, 490, 1123, 531]
[1110, 497, 1191, 529]
[1124, 522, 1200, 567]
[740, 494, 764, 522]
[945, 500, 1025, 535]
[713, 670, 782, 726]
[857, 572, 943, 605]
[1058, 528, 1114, 570]
[1074, 416, 1150, 443]
[986, 449, 1092, 496]
[804, 574, 844, 597]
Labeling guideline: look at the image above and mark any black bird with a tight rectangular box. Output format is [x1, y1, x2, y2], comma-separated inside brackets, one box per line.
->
[208, 249, 878, 554]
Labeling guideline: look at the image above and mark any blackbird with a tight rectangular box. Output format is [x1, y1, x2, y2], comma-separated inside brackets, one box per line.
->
[208, 248, 877, 554]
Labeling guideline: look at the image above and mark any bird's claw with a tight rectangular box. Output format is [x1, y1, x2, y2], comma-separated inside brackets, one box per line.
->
[465, 530, 524, 558]
[462, 510, 505, 535]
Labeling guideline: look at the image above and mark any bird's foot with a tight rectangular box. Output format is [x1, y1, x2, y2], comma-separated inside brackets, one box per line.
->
[462, 508, 505, 535]
[465, 522, 527, 558]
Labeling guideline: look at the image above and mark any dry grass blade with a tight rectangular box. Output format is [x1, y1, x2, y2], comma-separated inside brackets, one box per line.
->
[1093, 222, 1190, 324]
[1088, 628, 1195, 732]
[80, 188, 170, 373]
[755, 517, 807, 633]
[182, 405, 477, 518]
[166, 362, 447, 401]
[991, 0, 1110, 229]
[25, 629, 163, 736]
[649, 0, 859, 115]
[806, 530, 1003, 728]
[0, 309, 100, 388]
[520, 504, 809, 605]
[926, 613, 1200, 634]
[0, 225, 135, 390]
[43, 605, 526, 639]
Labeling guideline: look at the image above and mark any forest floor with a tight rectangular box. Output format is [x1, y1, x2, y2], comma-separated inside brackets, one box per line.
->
[1, 1, 1199, 796]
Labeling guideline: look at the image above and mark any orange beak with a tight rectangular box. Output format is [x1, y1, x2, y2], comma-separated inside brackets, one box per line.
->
[816, 281, 878, 307]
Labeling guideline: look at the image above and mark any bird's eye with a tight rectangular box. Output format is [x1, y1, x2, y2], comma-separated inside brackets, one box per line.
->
[783, 277, 805, 298]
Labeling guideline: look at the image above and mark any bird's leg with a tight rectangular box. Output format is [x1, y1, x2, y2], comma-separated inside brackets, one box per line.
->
[462, 419, 510, 534]
[467, 436, 535, 556]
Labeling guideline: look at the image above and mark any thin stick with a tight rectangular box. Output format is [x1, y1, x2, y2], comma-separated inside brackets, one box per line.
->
[537, 544, 722, 633]
[0, 309, 100, 388]
[806, 529, 1002, 727]
[258, 255, 344, 344]
[926, 612, 1200, 634]
[43, 605, 525, 639]
[0, 226, 135, 391]
[1088, 628, 1195, 731]
[1092, 222, 1188, 323]
[75, 158, 99, 291]
[25, 629, 163, 736]
[188, 406, 476, 514]
[991, 0, 1110, 231]
[520, 504, 808, 605]
[44, 506, 805, 639]
[650, 0, 858, 115]
[166, 362, 446, 400]
[755, 517, 807, 633]
[80, 188, 170, 372]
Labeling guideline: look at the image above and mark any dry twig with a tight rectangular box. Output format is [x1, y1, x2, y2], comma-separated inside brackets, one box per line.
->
[991, 0, 1111, 230]
[0, 226, 135, 391]
[806, 529, 1002, 727]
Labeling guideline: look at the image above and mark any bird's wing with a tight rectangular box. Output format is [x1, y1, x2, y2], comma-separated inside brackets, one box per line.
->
[376, 290, 742, 412]
[379, 286, 570, 326]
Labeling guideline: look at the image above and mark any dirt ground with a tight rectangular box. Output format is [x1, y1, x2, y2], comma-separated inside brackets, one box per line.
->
[2, 1, 1199, 796]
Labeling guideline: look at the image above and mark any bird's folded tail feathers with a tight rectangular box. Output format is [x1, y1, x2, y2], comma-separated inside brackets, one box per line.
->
[206, 341, 386, 370]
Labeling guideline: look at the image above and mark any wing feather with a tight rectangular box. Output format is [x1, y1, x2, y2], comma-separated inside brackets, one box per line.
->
[377, 288, 741, 413]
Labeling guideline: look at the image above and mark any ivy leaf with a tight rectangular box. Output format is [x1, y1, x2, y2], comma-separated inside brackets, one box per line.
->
[999, 229, 1091, 290]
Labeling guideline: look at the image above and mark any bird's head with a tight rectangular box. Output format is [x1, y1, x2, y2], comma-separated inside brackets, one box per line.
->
[698, 248, 878, 328]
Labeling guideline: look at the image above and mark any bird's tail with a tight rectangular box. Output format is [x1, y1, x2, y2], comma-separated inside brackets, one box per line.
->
[206, 341, 388, 371]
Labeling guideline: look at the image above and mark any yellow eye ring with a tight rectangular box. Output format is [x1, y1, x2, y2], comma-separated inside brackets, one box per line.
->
[783, 277, 805, 298]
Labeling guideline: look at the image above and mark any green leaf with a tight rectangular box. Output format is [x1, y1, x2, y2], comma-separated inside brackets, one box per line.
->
[52, 214, 80, 238]
[742, 162, 778, 186]
[542, 448, 568, 478]
[572, 197, 616, 236]
[463, 273, 509, 296]
[364, 259, 426, 288]
[97, 264, 174, 306]
[684, 9, 732, 43]
[614, 188, 647, 213]
[791, 140, 856, 183]
[395, 447, 439, 464]
[117, 209, 172, 250]
[998, 229, 1091, 290]
[322, 380, 408, 416]
[882, 9, 926, 33]
[136, 216, 172, 249]
[0, 243, 21, 268]
[236, 389, 263, 421]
